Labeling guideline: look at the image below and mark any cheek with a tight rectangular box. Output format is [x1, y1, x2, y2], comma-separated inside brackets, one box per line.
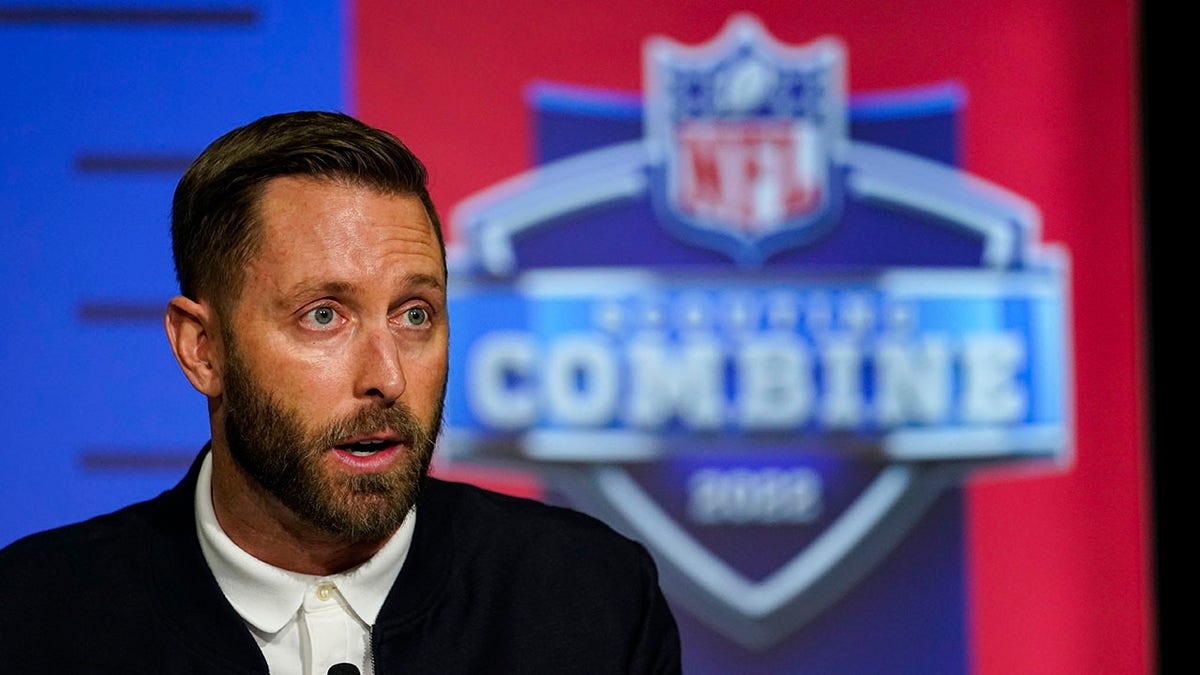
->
[250, 346, 349, 405]
[406, 343, 449, 394]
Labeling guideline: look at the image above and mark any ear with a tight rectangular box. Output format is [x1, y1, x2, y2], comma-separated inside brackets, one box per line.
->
[165, 296, 224, 397]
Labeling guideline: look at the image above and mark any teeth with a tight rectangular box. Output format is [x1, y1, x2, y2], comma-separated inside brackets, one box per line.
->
[343, 439, 390, 457]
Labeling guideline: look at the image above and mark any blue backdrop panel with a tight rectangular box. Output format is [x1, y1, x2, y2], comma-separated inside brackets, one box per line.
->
[0, 0, 345, 547]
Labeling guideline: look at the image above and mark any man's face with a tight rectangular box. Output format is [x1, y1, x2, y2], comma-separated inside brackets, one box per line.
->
[217, 176, 448, 542]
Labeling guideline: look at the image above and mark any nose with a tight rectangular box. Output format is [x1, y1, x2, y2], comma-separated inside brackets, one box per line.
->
[355, 325, 406, 405]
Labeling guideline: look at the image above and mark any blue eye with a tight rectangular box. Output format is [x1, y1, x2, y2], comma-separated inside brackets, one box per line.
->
[309, 307, 337, 326]
[404, 307, 429, 326]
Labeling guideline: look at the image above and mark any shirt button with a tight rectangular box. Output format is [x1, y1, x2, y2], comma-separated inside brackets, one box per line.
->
[315, 584, 335, 601]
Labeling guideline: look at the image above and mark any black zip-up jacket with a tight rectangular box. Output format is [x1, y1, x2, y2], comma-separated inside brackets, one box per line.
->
[0, 450, 681, 673]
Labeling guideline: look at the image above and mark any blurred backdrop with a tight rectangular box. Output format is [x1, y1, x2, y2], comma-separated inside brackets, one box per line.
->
[0, 1, 1150, 672]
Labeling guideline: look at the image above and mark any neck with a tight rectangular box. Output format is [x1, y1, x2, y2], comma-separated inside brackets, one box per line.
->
[208, 444, 391, 576]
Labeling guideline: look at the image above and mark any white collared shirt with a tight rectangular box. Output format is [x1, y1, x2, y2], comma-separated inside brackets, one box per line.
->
[194, 452, 415, 675]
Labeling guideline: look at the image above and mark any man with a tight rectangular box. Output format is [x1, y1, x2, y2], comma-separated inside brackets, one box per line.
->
[0, 111, 681, 674]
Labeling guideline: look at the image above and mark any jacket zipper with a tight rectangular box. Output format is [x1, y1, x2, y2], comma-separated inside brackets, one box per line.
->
[369, 626, 378, 674]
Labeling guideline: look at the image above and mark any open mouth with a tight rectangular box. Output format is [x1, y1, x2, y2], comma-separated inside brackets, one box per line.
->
[334, 439, 399, 457]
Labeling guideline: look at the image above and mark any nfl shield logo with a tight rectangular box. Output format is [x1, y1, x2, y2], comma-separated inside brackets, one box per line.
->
[645, 16, 847, 264]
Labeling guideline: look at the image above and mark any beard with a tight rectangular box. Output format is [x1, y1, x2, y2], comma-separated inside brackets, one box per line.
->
[220, 345, 443, 543]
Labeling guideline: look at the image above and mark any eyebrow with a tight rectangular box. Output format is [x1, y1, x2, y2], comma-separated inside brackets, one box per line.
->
[283, 280, 356, 304]
[404, 273, 446, 292]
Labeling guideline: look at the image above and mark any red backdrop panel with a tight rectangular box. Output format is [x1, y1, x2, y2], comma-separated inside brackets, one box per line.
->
[353, 1, 1149, 672]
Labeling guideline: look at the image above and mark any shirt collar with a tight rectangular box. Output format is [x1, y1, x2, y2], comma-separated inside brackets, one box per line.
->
[194, 450, 416, 633]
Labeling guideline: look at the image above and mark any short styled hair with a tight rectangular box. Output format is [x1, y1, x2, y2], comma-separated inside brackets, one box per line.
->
[171, 111, 445, 313]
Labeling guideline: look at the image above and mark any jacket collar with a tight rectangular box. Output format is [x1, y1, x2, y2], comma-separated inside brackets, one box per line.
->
[139, 445, 269, 672]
